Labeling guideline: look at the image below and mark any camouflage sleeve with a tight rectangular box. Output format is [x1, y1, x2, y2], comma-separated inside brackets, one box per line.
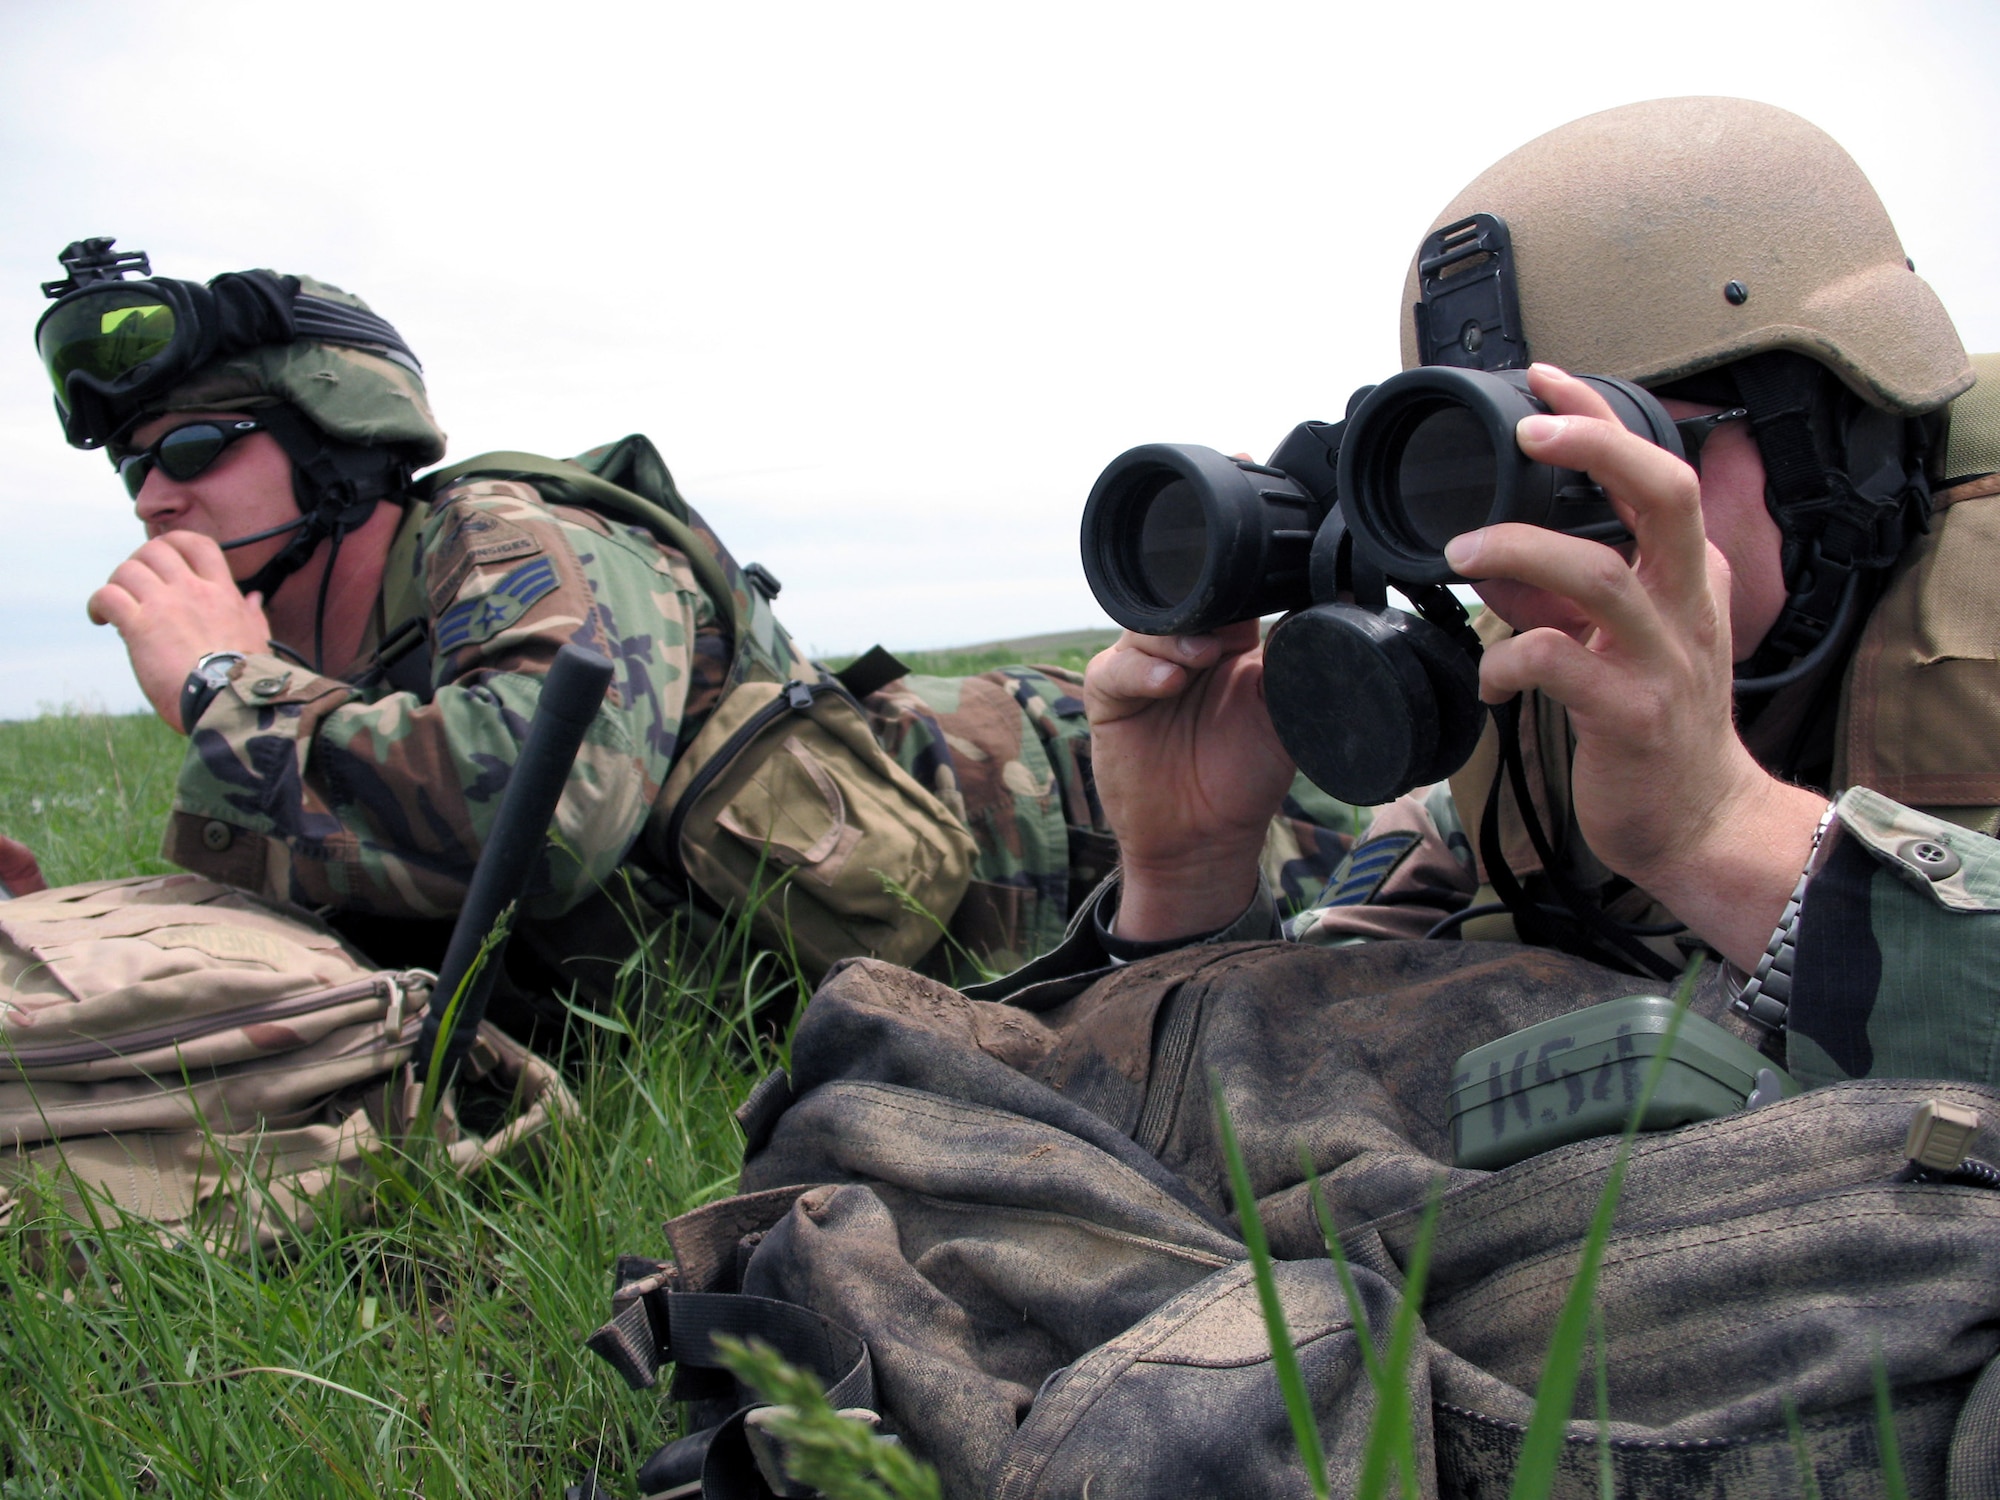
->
[1787, 785, 2000, 1089]
[1284, 782, 1479, 946]
[163, 479, 707, 919]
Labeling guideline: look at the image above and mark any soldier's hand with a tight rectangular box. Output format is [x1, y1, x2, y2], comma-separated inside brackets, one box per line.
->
[1083, 619, 1296, 940]
[1444, 364, 1827, 970]
[88, 531, 271, 733]
[0, 835, 46, 898]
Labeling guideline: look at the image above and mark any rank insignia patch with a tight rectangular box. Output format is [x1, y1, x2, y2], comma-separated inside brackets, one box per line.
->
[1322, 829, 1420, 907]
[436, 557, 560, 652]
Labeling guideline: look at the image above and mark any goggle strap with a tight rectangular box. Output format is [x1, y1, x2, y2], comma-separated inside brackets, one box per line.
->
[292, 296, 422, 373]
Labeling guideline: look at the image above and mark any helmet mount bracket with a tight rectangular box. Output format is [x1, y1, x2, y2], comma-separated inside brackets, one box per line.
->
[1413, 214, 1531, 373]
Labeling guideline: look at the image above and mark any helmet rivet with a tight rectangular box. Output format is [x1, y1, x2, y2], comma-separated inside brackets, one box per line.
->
[1724, 280, 1750, 306]
[1460, 321, 1484, 354]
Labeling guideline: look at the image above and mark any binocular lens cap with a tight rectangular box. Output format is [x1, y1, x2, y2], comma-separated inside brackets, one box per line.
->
[1263, 603, 1486, 806]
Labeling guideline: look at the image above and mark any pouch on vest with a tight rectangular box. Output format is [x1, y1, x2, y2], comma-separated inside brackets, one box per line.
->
[650, 675, 979, 975]
[0, 873, 576, 1255]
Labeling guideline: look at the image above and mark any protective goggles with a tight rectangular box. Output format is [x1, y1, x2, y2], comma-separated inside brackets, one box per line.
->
[115, 417, 267, 500]
[35, 255, 420, 451]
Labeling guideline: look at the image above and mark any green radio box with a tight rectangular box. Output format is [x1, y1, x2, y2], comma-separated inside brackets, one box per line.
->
[1448, 994, 1799, 1171]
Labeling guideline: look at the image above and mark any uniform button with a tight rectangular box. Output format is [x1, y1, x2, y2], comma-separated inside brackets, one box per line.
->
[1897, 837, 1961, 880]
[250, 677, 285, 696]
[202, 820, 234, 852]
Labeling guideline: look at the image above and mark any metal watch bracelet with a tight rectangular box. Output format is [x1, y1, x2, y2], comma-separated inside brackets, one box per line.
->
[1729, 800, 1840, 1035]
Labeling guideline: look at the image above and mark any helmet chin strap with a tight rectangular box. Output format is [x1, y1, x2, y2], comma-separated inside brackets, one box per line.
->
[222, 403, 412, 667]
[1723, 353, 1934, 697]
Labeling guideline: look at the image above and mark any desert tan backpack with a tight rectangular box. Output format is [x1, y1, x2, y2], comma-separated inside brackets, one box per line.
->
[0, 872, 575, 1252]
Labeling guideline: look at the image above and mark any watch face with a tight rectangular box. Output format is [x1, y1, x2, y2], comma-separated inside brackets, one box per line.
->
[193, 653, 246, 692]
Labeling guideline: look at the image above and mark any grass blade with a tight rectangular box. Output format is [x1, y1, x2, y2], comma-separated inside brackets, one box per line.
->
[1304, 1157, 1383, 1389]
[715, 1334, 942, 1500]
[1782, 1396, 1824, 1500]
[1873, 1347, 1909, 1500]
[1591, 1304, 1613, 1500]
[1213, 1074, 1331, 1500]
[1353, 1178, 1441, 1500]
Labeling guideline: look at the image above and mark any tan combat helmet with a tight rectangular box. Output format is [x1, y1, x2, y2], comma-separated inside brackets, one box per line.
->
[1398, 96, 1972, 416]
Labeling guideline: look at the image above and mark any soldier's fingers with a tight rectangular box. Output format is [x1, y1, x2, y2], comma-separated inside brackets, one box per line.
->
[1524, 364, 1620, 425]
[129, 534, 210, 587]
[155, 532, 237, 584]
[1086, 636, 1203, 713]
[99, 548, 197, 610]
[1446, 524, 1665, 658]
[1477, 624, 1621, 709]
[1512, 408, 1708, 611]
[87, 581, 137, 630]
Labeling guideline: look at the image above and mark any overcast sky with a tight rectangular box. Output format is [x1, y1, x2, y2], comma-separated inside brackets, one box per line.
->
[3, 0, 1996, 720]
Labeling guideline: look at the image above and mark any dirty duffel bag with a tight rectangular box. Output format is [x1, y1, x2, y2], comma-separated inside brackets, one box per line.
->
[0, 872, 575, 1252]
[589, 940, 2000, 1499]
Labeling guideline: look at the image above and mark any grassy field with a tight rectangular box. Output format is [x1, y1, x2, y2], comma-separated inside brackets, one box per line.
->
[0, 638, 1110, 1499]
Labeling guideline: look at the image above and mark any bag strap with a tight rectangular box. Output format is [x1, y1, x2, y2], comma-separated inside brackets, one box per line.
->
[588, 1273, 876, 1427]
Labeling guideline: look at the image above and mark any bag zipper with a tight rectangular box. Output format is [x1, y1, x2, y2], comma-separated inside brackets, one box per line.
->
[0, 969, 433, 1071]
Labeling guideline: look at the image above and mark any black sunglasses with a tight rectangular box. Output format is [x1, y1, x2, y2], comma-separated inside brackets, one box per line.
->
[1672, 406, 1750, 474]
[116, 417, 266, 500]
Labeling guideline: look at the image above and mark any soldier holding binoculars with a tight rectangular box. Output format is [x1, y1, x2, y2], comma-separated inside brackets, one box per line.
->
[1006, 97, 2000, 1092]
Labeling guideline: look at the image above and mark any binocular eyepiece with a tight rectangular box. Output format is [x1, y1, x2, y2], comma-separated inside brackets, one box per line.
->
[1079, 366, 1686, 804]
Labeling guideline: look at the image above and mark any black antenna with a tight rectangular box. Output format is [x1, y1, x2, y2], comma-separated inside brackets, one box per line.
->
[43, 237, 152, 299]
[414, 644, 616, 1085]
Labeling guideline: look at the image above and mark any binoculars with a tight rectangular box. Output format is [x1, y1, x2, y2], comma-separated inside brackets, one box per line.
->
[1079, 365, 1687, 805]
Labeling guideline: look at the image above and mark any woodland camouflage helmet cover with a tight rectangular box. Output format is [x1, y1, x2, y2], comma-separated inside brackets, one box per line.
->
[1398, 96, 1973, 415]
[148, 275, 447, 465]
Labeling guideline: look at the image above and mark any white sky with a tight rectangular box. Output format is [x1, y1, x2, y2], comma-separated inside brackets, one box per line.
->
[3, 0, 1996, 720]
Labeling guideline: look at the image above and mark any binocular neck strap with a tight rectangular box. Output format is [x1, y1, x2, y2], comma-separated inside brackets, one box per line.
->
[1478, 697, 1684, 983]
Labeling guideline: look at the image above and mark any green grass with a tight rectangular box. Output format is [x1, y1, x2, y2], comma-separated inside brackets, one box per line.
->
[0, 709, 183, 888]
[0, 640, 1061, 1499]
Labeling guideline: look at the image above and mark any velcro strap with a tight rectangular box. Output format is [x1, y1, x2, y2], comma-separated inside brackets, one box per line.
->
[1733, 353, 1829, 518]
[833, 644, 910, 700]
[669, 1293, 875, 1410]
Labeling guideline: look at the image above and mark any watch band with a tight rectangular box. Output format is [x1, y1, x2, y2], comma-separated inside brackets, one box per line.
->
[180, 650, 246, 731]
[1729, 801, 1840, 1035]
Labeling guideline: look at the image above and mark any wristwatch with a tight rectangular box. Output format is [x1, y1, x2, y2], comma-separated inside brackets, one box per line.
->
[180, 650, 247, 731]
